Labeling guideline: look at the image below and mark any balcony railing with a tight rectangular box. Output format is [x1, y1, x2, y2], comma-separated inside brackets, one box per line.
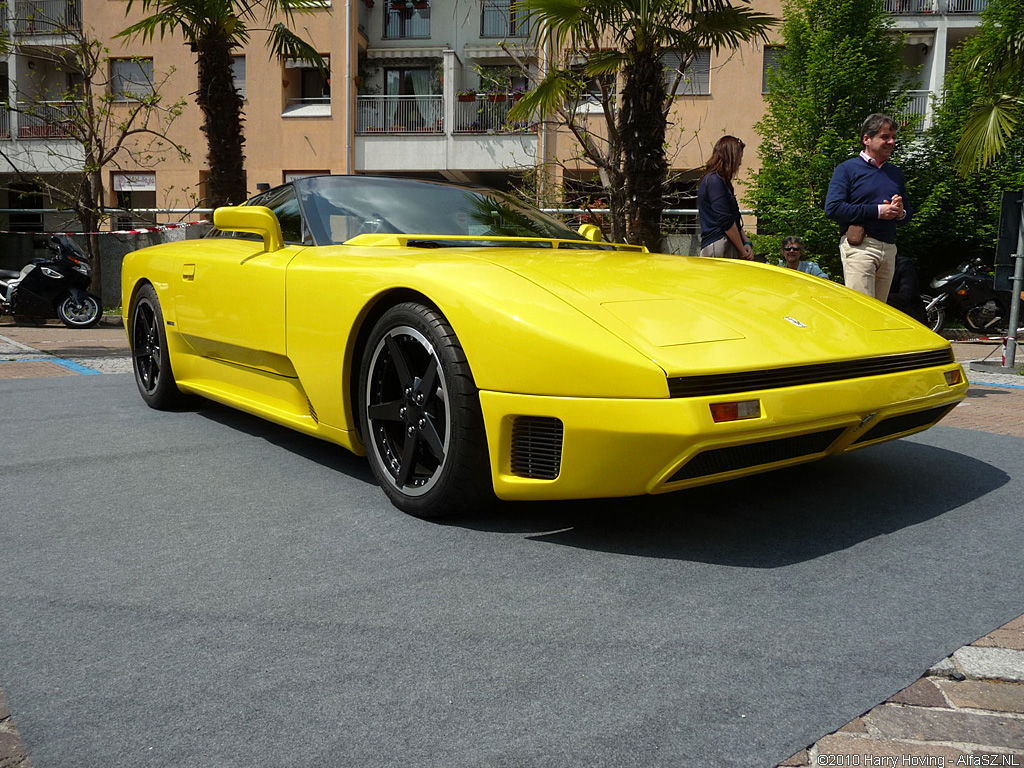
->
[454, 95, 529, 133]
[357, 95, 444, 133]
[0, 106, 9, 140]
[14, 0, 81, 34]
[947, 0, 987, 12]
[481, 0, 529, 38]
[383, 2, 430, 39]
[882, 0, 988, 12]
[15, 101, 79, 139]
[898, 90, 930, 132]
[882, 0, 935, 13]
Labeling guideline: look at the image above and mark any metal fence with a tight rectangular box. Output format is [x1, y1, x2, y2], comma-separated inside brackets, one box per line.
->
[14, 101, 79, 139]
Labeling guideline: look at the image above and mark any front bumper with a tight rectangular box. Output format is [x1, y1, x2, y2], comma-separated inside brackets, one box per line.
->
[479, 363, 968, 501]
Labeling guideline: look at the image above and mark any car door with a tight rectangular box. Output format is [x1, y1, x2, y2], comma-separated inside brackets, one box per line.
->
[174, 184, 306, 372]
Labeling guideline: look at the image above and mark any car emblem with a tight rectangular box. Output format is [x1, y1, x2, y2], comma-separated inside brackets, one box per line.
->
[784, 316, 807, 328]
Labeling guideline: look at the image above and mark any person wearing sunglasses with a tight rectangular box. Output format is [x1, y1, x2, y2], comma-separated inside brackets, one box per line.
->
[777, 236, 828, 279]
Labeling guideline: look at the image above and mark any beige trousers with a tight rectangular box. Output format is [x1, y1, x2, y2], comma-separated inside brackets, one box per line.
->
[840, 234, 897, 301]
[699, 238, 741, 259]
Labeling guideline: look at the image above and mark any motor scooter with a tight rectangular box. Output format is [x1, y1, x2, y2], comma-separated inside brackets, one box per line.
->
[0, 235, 103, 329]
[922, 258, 1021, 335]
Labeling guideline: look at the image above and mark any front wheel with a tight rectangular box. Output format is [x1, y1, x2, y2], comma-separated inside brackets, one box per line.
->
[129, 284, 185, 410]
[57, 293, 102, 329]
[358, 303, 493, 518]
[921, 295, 945, 334]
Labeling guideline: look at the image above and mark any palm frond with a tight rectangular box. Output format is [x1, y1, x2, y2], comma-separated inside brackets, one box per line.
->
[954, 94, 1022, 175]
[507, 69, 584, 123]
[266, 23, 329, 73]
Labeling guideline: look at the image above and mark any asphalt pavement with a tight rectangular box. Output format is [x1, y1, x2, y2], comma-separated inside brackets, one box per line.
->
[1, 322, 1022, 767]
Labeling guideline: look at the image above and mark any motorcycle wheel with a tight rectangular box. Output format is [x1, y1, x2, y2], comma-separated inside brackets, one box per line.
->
[921, 295, 945, 334]
[57, 293, 102, 329]
[964, 300, 1009, 335]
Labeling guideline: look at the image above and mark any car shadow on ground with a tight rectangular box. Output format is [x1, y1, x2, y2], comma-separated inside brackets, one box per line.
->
[188, 398, 1009, 569]
[194, 399, 378, 486]
[453, 439, 1010, 568]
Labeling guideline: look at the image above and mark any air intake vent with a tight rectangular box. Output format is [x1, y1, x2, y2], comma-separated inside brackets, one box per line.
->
[669, 427, 845, 483]
[307, 397, 319, 423]
[668, 349, 954, 398]
[852, 404, 954, 444]
[510, 416, 563, 480]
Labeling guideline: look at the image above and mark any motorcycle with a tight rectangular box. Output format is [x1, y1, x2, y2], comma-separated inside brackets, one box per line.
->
[0, 235, 103, 329]
[922, 258, 1019, 335]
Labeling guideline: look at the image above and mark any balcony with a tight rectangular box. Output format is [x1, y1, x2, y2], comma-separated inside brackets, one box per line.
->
[384, 2, 430, 39]
[481, 0, 529, 38]
[454, 94, 528, 134]
[13, 102, 79, 139]
[14, 0, 81, 35]
[357, 95, 444, 133]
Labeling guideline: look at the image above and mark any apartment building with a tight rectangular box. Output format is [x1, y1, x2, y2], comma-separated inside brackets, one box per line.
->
[0, 0, 991, 234]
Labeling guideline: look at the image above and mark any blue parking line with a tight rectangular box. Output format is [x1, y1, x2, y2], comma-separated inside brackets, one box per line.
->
[8, 357, 101, 375]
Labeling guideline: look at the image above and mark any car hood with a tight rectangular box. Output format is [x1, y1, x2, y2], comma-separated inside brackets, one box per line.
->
[472, 248, 945, 376]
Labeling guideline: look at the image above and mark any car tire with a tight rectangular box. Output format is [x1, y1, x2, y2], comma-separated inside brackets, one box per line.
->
[130, 284, 185, 410]
[57, 292, 102, 329]
[359, 302, 494, 518]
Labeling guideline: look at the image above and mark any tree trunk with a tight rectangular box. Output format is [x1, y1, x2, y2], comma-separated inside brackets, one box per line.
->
[196, 33, 247, 208]
[619, 50, 667, 252]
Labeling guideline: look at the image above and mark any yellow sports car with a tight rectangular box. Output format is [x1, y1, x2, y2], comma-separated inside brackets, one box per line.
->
[122, 175, 967, 517]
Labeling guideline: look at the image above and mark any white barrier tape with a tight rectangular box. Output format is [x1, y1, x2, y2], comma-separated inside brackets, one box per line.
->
[0, 220, 208, 236]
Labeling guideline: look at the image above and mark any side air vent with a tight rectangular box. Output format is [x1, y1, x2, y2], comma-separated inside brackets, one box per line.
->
[307, 397, 319, 423]
[668, 427, 846, 483]
[852, 404, 954, 444]
[668, 349, 954, 398]
[510, 416, 563, 480]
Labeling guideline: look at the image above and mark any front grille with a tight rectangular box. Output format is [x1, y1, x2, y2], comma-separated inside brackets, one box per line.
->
[852, 404, 954, 444]
[668, 427, 845, 483]
[668, 349, 954, 398]
[510, 416, 563, 480]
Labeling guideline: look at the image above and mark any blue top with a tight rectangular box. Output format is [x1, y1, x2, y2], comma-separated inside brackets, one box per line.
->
[824, 156, 911, 244]
[698, 172, 743, 249]
[777, 259, 828, 279]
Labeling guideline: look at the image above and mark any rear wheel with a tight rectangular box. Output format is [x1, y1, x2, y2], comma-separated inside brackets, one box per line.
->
[921, 295, 944, 334]
[359, 303, 493, 518]
[130, 284, 185, 410]
[57, 293, 102, 329]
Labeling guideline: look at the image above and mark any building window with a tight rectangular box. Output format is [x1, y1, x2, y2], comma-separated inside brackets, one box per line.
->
[481, 0, 528, 38]
[111, 58, 154, 101]
[384, 0, 430, 39]
[232, 56, 246, 100]
[283, 57, 330, 116]
[112, 173, 156, 230]
[663, 49, 711, 96]
[762, 46, 783, 94]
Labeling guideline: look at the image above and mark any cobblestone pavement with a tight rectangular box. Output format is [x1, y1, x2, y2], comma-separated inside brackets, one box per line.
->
[1, 323, 1022, 767]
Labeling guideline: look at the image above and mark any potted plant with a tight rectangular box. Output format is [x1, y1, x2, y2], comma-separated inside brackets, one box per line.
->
[486, 91, 507, 102]
[457, 89, 477, 102]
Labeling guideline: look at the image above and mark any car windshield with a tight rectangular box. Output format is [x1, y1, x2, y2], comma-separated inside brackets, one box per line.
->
[289, 176, 596, 248]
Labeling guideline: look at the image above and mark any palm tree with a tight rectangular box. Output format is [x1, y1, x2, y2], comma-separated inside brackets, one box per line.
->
[509, 0, 774, 249]
[954, 29, 1024, 175]
[116, 0, 327, 207]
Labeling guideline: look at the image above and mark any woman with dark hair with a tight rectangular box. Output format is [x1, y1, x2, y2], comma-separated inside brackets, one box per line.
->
[697, 135, 753, 260]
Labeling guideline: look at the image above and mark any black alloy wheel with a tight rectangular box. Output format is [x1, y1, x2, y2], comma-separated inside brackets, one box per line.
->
[359, 303, 492, 518]
[57, 293, 102, 328]
[130, 284, 184, 410]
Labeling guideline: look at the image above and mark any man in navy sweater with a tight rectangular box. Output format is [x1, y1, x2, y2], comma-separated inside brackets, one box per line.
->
[824, 113, 911, 301]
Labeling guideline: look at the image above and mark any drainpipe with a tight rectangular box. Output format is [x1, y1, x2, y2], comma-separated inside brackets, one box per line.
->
[345, 0, 353, 173]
